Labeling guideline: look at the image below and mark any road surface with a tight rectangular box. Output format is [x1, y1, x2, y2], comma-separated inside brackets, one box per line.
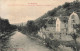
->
[7, 31, 51, 51]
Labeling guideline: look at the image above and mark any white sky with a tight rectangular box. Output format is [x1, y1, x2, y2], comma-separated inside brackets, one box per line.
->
[0, 0, 73, 24]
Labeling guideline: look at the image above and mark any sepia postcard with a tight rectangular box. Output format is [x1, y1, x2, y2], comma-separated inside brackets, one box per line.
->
[0, 0, 80, 51]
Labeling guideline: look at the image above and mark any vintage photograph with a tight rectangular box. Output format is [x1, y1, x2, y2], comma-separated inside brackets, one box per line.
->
[0, 0, 80, 51]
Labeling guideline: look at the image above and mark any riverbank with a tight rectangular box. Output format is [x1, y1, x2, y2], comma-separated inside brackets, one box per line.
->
[0, 31, 17, 51]
[0, 30, 16, 40]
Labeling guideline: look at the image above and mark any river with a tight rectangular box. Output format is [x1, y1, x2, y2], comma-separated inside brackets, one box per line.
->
[0, 31, 51, 51]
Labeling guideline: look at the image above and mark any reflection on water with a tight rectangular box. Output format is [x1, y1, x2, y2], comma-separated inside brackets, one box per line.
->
[0, 31, 51, 51]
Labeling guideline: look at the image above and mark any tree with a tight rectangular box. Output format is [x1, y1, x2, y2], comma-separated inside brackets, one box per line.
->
[26, 20, 39, 34]
[48, 18, 54, 24]
[47, 6, 61, 16]
[71, 24, 80, 51]
[74, 24, 80, 34]
[0, 17, 17, 40]
[71, 33, 78, 51]
[63, 2, 70, 8]
[0, 18, 10, 32]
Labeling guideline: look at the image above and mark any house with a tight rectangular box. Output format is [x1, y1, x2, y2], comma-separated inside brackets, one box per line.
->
[56, 15, 68, 33]
[68, 12, 80, 33]
[56, 12, 80, 34]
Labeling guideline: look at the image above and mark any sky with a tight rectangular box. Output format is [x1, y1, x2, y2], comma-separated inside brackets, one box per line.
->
[0, 0, 74, 24]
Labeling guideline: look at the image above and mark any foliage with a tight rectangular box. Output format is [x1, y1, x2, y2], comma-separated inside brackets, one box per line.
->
[44, 39, 60, 49]
[0, 17, 17, 40]
[0, 18, 17, 32]
[62, 2, 70, 8]
[73, 24, 80, 34]
[26, 20, 39, 34]
[35, 17, 48, 29]
[70, 24, 80, 51]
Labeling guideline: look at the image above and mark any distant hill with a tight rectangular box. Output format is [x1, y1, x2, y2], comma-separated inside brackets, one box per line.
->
[35, 1, 80, 28]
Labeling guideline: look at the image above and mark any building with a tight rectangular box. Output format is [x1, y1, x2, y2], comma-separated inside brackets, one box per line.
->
[56, 15, 68, 33]
[56, 12, 80, 34]
[68, 12, 80, 33]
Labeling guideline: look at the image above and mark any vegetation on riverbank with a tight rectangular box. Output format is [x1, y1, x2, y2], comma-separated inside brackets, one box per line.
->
[0, 17, 17, 40]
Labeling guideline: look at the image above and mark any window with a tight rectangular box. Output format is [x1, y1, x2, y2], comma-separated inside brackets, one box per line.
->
[73, 20, 75, 23]
[72, 20, 75, 23]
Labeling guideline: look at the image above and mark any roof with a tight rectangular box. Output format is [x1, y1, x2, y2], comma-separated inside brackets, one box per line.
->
[58, 16, 69, 23]
[69, 12, 80, 19]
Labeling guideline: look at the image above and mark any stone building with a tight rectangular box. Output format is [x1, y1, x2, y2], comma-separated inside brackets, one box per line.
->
[56, 12, 80, 34]
[56, 15, 68, 33]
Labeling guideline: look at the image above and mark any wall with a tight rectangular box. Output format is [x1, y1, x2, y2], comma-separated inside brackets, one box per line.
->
[56, 18, 61, 32]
